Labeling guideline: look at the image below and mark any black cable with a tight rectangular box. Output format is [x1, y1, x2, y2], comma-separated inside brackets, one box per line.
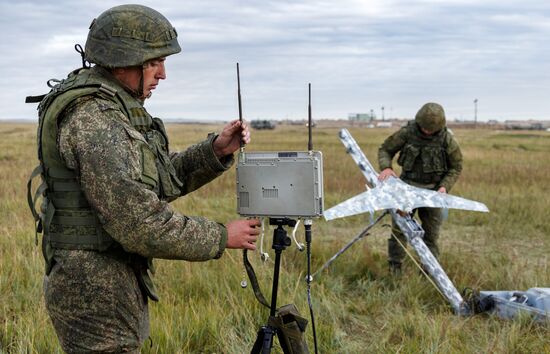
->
[243, 249, 270, 308]
[304, 222, 318, 354]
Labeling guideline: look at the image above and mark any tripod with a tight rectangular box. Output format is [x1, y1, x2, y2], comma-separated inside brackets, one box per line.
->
[251, 218, 295, 354]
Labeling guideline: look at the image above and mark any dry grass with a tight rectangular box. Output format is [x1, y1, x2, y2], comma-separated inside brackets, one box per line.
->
[0, 122, 549, 353]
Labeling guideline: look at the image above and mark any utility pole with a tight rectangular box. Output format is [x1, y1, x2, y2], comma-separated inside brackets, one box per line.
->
[474, 98, 478, 128]
[381, 106, 385, 121]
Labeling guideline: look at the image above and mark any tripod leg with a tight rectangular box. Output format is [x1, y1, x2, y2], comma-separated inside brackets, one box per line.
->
[251, 326, 274, 354]
[312, 211, 387, 278]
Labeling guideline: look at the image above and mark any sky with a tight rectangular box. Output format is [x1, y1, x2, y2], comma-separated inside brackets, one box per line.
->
[1, 0, 549, 122]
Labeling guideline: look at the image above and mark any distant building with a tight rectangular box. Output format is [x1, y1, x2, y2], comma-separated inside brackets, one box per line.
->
[504, 120, 545, 130]
[348, 113, 373, 121]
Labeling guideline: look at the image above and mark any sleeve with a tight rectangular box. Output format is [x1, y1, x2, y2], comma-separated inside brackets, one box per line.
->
[169, 133, 234, 196]
[378, 127, 407, 171]
[58, 98, 227, 261]
[438, 134, 463, 192]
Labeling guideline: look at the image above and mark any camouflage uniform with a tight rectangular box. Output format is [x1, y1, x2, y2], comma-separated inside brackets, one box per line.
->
[378, 103, 463, 268]
[28, 5, 232, 353]
[41, 66, 231, 353]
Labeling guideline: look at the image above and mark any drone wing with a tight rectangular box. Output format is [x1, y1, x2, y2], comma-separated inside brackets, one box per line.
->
[338, 128, 379, 186]
[324, 176, 489, 221]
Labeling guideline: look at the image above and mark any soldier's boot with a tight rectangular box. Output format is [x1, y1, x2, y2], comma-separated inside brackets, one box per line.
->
[388, 261, 402, 275]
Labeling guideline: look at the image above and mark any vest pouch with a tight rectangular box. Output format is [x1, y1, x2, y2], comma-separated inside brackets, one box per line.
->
[421, 146, 447, 173]
[123, 126, 159, 189]
[143, 128, 183, 201]
[39, 199, 56, 275]
[42, 202, 56, 275]
[397, 144, 420, 171]
[155, 156, 183, 201]
[140, 144, 159, 188]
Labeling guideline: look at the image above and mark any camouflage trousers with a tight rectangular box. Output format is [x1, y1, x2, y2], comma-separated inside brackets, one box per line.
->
[388, 207, 442, 265]
[44, 250, 149, 353]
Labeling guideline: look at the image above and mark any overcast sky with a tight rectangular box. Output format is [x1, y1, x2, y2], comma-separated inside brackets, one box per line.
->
[2, 0, 549, 121]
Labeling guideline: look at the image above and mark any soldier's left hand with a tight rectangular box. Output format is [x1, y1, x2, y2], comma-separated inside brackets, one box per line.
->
[396, 209, 409, 217]
[378, 168, 397, 181]
[226, 218, 261, 250]
[437, 187, 447, 193]
[213, 120, 250, 158]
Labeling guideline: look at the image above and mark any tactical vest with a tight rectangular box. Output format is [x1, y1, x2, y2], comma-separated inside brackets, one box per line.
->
[27, 66, 184, 301]
[396, 121, 449, 185]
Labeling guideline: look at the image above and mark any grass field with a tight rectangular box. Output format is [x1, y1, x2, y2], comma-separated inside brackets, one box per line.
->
[0, 122, 549, 353]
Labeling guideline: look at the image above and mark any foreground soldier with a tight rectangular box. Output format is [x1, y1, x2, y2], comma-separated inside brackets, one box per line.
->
[27, 5, 260, 352]
[378, 103, 463, 273]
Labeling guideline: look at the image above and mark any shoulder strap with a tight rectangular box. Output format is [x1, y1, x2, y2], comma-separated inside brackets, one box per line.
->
[243, 249, 270, 308]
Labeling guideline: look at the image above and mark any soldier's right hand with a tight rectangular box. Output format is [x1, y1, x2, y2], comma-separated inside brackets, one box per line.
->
[378, 168, 397, 181]
[226, 219, 261, 250]
[396, 209, 409, 217]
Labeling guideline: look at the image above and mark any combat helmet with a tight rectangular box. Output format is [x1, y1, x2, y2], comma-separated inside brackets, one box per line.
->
[85, 4, 181, 68]
[415, 102, 446, 132]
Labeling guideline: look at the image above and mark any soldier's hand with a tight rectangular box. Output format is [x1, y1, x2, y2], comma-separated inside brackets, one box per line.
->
[396, 209, 409, 217]
[226, 219, 260, 250]
[378, 168, 397, 181]
[437, 186, 447, 193]
[213, 120, 250, 158]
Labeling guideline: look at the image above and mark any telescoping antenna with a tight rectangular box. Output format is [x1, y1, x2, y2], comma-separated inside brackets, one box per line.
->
[308, 83, 313, 152]
[237, 63, 244, 153]
[305, 82, 318, 354]
[235, 77, 322, 354]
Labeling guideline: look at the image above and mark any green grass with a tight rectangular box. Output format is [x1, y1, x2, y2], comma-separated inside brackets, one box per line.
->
[0, 123, 549, 353]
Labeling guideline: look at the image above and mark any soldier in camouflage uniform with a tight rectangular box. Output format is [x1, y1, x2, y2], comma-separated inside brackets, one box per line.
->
[377, 103, 463, 273]
[27, 5, 260, 353]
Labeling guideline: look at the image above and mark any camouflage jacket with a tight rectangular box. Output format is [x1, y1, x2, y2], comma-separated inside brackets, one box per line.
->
[55, 70, 232, 261]
[378, 122, 463, 191]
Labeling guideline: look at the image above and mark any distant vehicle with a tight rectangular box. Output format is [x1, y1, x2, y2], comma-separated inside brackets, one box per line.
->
[376, 121, 392, 128]
[250, 120, 276, 130]
[306, 120, 316, 128]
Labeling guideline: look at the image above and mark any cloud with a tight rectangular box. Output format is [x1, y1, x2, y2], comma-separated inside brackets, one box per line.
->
[2, 0, 550, 120]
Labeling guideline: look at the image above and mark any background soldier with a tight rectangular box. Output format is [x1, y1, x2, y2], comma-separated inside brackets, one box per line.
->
[28, 5, 260, 352]
[377, 102, 463, 273]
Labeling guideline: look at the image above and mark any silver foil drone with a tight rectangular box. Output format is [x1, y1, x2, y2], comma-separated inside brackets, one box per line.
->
[322, 128, 489, 315]
[321, 129, 549, 322]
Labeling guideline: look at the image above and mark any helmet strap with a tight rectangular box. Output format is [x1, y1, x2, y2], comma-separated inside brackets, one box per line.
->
[142, 64, 152, 99]
[109, 66, 147, 100]
[136, 71, 145, 99]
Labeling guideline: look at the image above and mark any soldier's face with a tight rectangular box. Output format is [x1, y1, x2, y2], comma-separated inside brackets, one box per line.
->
[112, 58, 167, 99]
[142, 57, 167, 99]
[420, 127, 435, 136]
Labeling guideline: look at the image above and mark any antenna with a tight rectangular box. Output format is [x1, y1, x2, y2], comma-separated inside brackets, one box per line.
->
[474, 98, 478, 128]
[237, 63, 244, 151]
[308, 83, 313, 151]
[235, 79, 323, 219]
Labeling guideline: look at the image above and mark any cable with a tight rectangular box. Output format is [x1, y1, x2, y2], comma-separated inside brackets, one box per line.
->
[259, 218, 269, 262]
[304, 220, 318, 354]
[291, 219, 304, 251]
